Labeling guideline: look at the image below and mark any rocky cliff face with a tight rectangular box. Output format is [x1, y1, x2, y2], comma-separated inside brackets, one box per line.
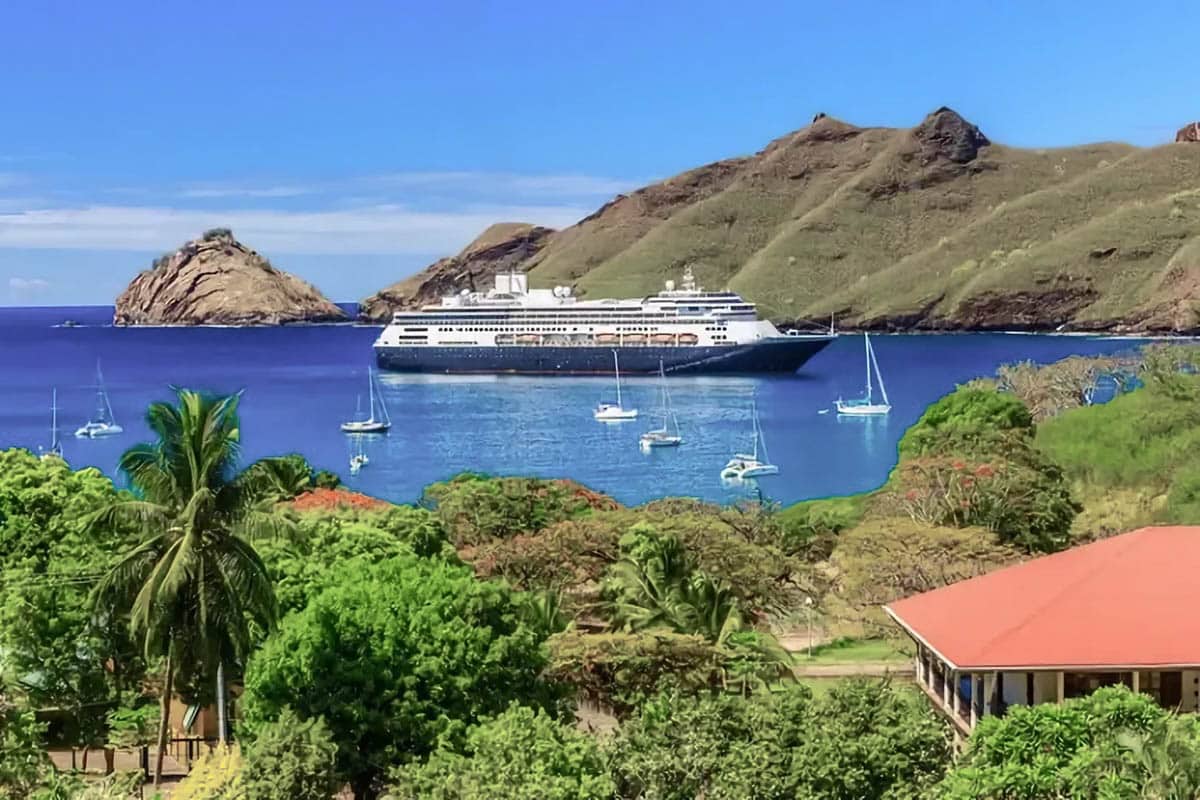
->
[114, 229, 346, 326]
[1178, 122, 1200, 143]
[358, 223, 555, 322]
[363, 107, 1200, 334]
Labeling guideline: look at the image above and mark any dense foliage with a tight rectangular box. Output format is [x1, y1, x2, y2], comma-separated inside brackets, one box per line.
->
[241, 555, 557, 799]
[0, 685, 50, 800]
[0, 450, 141, 751]
[937, 687, 1200, 799]
[256, 505, 449, 616]
[386, 704, 614, 800]
[241, 708, 339, 800]
[610, 680, 950, 800]
[423, 474, 616, 547]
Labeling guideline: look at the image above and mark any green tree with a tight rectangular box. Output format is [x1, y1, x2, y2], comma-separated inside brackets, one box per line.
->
[899, 387, 1033, 459]
[386, 704, 614, 800]
[241, 555, 557, 800]
[256, 505, 447, 617]
[611, 679, 949, 800]
[241, 708, 339, 800]
[0, 450, 143, 765]
[0, 684, 50, 800]
[91, 390, 288, 785]
[937, 686, 1171, 799]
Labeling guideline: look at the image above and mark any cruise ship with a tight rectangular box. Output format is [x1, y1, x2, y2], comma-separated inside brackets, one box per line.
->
[373, 267, 834, 374]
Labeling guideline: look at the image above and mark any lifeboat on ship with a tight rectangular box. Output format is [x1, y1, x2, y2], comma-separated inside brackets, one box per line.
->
[678, 333, 699, 346]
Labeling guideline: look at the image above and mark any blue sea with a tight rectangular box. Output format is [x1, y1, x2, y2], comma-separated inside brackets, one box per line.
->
[0, 306, 1153, 506]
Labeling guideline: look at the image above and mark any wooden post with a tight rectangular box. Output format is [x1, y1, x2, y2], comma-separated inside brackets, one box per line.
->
[953, 672, 963, 717]
[983, 673, 996, 718]
[943, 665, 953, 709]
[1056, 672, 1065, 703]
[1132, 671, 1140, 694]
[970, 675, 979, 728]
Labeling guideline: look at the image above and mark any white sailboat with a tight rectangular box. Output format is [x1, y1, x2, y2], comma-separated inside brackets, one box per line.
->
[341, 367, 392, 433]
[349, 436, 369, 474]
[75, 362, 124, 438]
[594, 351, 638, 421]
[640, 361, 682, 448]
[720, 402, 778, 479]
[41, 388, 63, 460]
[835, 333, 891, 416]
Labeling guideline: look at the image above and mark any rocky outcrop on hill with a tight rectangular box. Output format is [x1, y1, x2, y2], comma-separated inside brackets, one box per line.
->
[114, 229, 346, 326]
[1178, 122, 1200, 143]
[364, 106, 1200, 334]
[358, 223, 555, 322]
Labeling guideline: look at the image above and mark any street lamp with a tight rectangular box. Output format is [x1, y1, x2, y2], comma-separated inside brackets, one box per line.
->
[804, 596, 814, 659]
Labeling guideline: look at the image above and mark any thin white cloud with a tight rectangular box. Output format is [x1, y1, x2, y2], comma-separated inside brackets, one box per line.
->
[369, 171, 641, 197]
[8, 277, 50, 291]
[0, 203, 591, 254]
[180, 184, 316, 199]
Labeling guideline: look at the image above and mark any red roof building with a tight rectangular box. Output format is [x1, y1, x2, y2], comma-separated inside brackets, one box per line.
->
[885, 526, 1200, 734]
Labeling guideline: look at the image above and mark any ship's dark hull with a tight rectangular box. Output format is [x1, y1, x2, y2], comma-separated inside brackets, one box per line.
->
[375, 336, 834, 374]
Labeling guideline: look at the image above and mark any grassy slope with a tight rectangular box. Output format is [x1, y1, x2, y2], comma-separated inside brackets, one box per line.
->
[510, 110, 1200, 331]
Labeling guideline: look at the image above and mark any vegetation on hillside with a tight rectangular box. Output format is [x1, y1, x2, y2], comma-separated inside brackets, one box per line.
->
[368, 109, 1200, 332]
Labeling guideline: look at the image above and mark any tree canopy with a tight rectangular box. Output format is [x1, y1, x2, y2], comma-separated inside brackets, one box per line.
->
[241, 555, 558, 799]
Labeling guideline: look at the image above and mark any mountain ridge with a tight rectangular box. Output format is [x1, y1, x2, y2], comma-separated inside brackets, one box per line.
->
[361, 108, 1200, 333]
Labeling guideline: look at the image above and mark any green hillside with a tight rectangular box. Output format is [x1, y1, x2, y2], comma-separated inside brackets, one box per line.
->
[365, 108, 1200, 332]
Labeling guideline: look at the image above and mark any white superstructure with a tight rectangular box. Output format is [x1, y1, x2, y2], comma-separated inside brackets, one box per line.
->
[375, 267, 784, 351]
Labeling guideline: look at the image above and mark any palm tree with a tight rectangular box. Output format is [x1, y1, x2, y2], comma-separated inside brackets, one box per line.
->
[90, 390, 289, 785]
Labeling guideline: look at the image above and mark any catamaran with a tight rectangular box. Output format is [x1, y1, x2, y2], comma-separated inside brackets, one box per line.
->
[835, 333, 891, 416]
[720, 403, 778, 479]
[75, 362, 124, 438]
[341, 367, 392, 433]
[42, 388, 63, 460]
[594, 351, 638, 421]
[640, 361, 682, 448]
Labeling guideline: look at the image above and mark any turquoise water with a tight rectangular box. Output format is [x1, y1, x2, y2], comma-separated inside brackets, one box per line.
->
[0, 306, 1149, 506]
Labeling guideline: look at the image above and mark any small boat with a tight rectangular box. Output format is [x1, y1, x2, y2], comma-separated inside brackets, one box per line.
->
[75, 362, 124, 438]
[595, 351, 638, 421]
[349, 437, 369, 474]
[41, 388, 64, 460]
[835, 333, 891, 416]
[720, 403, 778, 479]
[341, 367, 391, 433]
[640, 361, 682, 448]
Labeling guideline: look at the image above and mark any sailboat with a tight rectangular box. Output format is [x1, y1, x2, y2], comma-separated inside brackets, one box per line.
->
[349, 436, 369, 474]
[835, 333, 891, 416]
[594, 351, 638, 421]
[640, 361, 682, 448]
[41, 388, 63, 460]
[341, 367, 392, 433]
[75, 362, 124, 438]
[720, 402, 778, 479]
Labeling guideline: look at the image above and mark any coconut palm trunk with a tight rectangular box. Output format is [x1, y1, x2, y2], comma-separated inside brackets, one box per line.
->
[154, 647, 174, 786]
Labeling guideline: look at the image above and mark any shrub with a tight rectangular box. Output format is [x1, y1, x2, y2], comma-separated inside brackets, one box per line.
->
[899, 388, 1033, 458]
[242, 708, 338, 800]
[170, 745, 243, 800]
[386, 704, 614, 800]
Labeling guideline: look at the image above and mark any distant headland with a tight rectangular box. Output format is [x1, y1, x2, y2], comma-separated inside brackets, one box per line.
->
[113, 228, 346, 326]
[116, 110, 1200, 333]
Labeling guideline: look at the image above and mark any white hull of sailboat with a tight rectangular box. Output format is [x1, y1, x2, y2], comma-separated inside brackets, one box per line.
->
[340, 420, 391, 433]
[595, 404, 638, 421]
[835, 401, 891, 416]
[640, 431, 682, 447]
[75, 422, 124, 438]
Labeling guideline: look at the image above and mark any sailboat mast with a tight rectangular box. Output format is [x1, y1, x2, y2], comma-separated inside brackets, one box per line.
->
[869, 337, 890, 406]
[51, 388, 58, 451]
[367, 367, 376, 421]
[863, 334, 873, 403]
[613, 351, 622, 406]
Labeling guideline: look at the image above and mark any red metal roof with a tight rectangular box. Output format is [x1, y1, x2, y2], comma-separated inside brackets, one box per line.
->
[885, 526, 1200, 670]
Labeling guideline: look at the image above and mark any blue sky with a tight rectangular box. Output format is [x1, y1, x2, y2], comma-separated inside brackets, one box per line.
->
[2, 0, 1197, 305]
